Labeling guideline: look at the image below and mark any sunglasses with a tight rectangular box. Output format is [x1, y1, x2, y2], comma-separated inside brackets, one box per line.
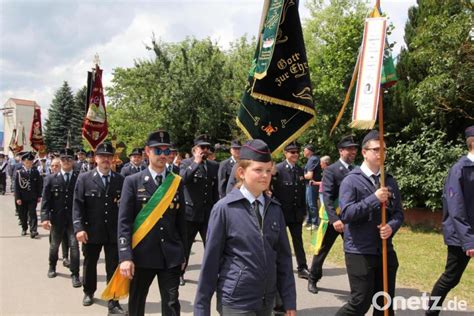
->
[153, 148, 171, 156]
[288, 151, 299, 154]
[199, 145, 210, 150]
[60, 157, 73, 162]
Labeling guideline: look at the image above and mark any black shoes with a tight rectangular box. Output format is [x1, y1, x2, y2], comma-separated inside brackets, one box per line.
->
[72, 274, 82, 288]
[108, 300, 126, 314]
[308, 279, 319, 294]
[82, 294, 94, 306]
[30, 231, 39, 239]
[63, 258, 70, 268]
[47, 267, 57, 278]
[273, 305, 286, 315]
[297, 268, 310, 279]
[179, 275, 186, 286]
[21, 230, 27, 236]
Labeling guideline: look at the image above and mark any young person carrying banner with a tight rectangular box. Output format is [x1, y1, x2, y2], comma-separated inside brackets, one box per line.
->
[336, 130, 404, 316]
[194, 139, 296, 316]
[116, 130, 187, 316]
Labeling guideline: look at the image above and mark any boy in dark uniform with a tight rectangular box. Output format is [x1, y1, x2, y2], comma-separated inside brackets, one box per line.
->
[121, 148, 145, 177]
[118, 130, 187, 316]
[15, 151, 43, 238]
[217, 140, 241, 199]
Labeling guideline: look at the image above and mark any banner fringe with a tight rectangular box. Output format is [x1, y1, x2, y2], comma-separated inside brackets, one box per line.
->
[349, 120, 376, 130]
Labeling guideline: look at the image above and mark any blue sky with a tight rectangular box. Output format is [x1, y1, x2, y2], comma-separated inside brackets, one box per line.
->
[0, 0, 417, 131]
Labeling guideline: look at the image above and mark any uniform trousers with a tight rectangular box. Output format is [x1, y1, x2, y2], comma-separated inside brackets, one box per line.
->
[18, 200, 38, 233]
[129, 265, 181, 316]
[49, 220, 79, 275]
[426, 245, 471, 315]
[220, 299, 275, 316]
[0, 173, 6, 194]
[336, 252, 399, 316]
[286, 222, 307, 270]
[82, 242, 118, 295]
[309, 224, 342, 282]
[182, 220, 207, 275]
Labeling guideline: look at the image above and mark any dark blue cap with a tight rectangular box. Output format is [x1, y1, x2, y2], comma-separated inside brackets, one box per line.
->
[230, 140, 242, 149]
[240, 139, 272, 162]
[95, 142, 115, 156]
[362, 130, 379, 147]
[337, 135, 358, 149]
[194, 134, 211, 146]
[129, 147, 143, 156]
[86, 150, 95, 158]
[304, 144, 315, 152]
[59, 148, 75, 158]
[75, 148, 86, 154]
[465, 126, 474, 138]
[21, 151, 35, 161]
[284, 141, 300, 151]
[146, 130, 171, 147]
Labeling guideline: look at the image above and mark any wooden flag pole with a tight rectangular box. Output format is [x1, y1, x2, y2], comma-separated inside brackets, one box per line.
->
[378, 90, 389, 316]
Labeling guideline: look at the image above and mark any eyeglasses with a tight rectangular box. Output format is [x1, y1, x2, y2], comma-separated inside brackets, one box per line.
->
[153, 147, 171, 156]
[288, 151, 299, 155]
[60, 157, 73, 162]
[365, 147, 387, 153]
[199, 145, 210, 150]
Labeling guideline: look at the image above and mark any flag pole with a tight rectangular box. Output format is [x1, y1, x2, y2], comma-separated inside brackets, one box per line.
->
[378, 90, 389, 316]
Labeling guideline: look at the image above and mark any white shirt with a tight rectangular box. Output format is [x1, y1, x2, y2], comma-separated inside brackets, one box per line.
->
[148, 166, 166, 185]
[360, 162, 380, 187]
[96, 169, 111, 186]
[339, 158, 350, 170]
[61, 169, 72, 182]
[467, 153, 474, 162]
[240, 185, 265, 217]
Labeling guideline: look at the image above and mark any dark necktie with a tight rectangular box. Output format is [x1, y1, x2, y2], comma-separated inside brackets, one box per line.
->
[252, 201, 263, 229]
[102, 175, 109, 190]
[65, 172, 70, 187]
[371, 174, 380, 188]
[155, 175, 163, 187]
[348, 165, 354, 171]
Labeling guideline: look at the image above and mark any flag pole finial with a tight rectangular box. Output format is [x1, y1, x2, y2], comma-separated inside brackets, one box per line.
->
[93, 53, 100, 67]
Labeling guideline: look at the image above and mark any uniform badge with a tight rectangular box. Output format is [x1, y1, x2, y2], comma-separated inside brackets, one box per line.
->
[138, 188, 146, 192]
[448, 187, 455, 198]
[144, 176, 150, 182]
[119, 237, 127, 245]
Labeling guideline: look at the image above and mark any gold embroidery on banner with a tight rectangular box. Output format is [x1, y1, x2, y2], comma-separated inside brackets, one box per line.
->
[292, 87, 313, 101]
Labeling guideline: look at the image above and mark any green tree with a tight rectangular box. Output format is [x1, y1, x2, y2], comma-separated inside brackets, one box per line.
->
[301, 0, 369, 157]
[70, 86, 87, 149]
[44, 81, 75, 152]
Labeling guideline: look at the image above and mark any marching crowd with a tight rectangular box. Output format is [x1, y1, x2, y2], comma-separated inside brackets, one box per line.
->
[1, 125, 473, 316]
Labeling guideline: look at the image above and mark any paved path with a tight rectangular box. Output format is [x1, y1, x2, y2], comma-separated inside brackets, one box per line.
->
[0, 191, 470, 315]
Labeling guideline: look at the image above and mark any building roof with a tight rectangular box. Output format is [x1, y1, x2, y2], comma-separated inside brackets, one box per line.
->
[8, 98, 40, 107]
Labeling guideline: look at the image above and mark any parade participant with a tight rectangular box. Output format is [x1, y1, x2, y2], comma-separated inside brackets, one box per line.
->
[118, 129, 187, 316]
[121, 148, 145, 177]
[0, 152, 7, 194]
[179, 134, 219, 286]
[49, 158, 61, 174]
[194, 139, 296, 316]
[303, 144, 321, 230]
[272, 141, 309, 279]
[41, 148, 81, 287]
[217, 140, 241, 199]
[72, 142, 125, 314]
[166, 145, 180, 173]
[426, 126, 474, 315]
[37, 157, 48, 177]
[81, 150, 96, 173]
[308, 135, 358, 294]
[335, 130, 403, 316]
[207, 145, 217, 161]
[14, 151, 43, 238]
[74, 148, 87, 172]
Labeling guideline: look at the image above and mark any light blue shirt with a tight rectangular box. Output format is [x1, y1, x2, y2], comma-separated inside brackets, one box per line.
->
[148, 166, 166, 185]
[240, 185, 265, 217]
[96, 169, 111, 186]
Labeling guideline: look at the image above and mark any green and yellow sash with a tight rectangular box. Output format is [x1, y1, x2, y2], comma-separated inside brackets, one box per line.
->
[101, 173, 181, 300]
[310, 200, 341, 255]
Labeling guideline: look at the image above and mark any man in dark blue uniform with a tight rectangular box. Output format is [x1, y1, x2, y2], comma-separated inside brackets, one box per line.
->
[166, 144, 180, 174]
[273, 141, 309, 279]
[41, 148, 81, 287]
[335, 130, 404, 316]
[80, 150, 96, 173]
[303, 144, 321, 229]
[121, 147, 145, 177]
[72, 142, 125, 314]
[118, 130, 187, 316]
[426, 126, 474, 315]
[74, 148, 87, 173]
[179, 134, 219, 286]
[217, 140, 241, 199]
[14, 151, 43, 238]
[308, 135, 358, 293]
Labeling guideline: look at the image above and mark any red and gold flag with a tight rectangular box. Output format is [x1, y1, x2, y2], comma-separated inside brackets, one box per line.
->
[82, 65, 108, 149]
[29, 106, 46, 154]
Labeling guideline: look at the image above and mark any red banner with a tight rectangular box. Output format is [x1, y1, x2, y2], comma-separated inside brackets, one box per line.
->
[82, 65, 108, 149]
[29, 106, 46, 154]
